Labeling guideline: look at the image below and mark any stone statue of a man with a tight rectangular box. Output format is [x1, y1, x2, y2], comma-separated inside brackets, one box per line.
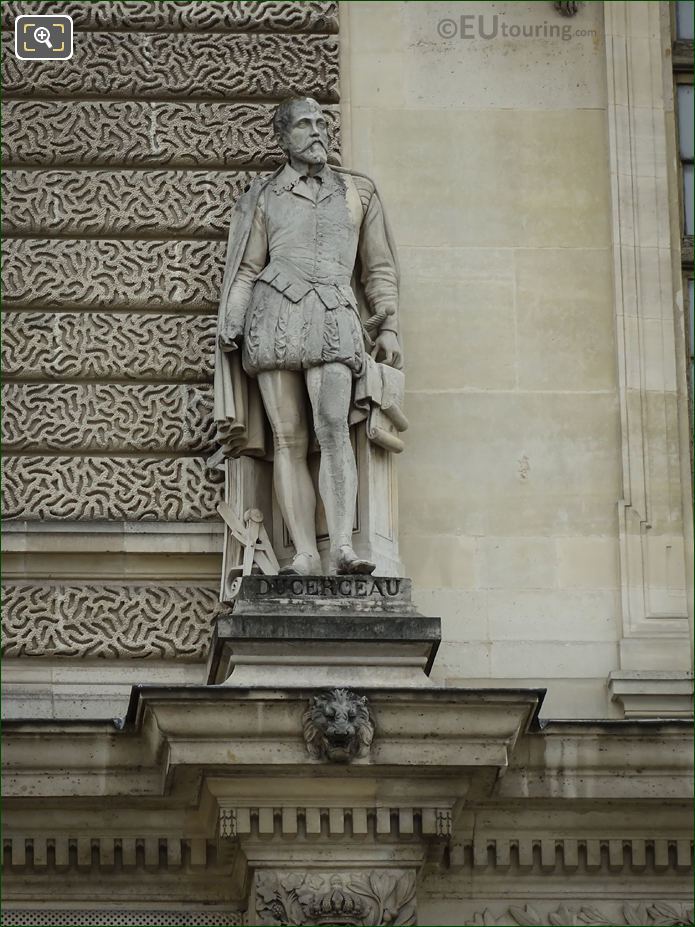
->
[214, 97, 403, 576]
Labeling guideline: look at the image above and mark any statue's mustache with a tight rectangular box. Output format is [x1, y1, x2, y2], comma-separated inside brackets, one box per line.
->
[301, 139, 327, 153]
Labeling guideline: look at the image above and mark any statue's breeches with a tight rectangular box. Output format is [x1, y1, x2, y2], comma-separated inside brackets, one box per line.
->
[242, 282, 365, 377]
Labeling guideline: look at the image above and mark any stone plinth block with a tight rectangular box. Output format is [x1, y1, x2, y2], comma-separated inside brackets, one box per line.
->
[208, 576, 441, 688]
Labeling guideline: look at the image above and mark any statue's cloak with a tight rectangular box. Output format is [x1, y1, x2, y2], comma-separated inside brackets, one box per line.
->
[213, 165, 405, 462]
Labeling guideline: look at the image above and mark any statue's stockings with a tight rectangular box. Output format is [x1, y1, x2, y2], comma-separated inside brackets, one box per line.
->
[256, 363, 357, 560]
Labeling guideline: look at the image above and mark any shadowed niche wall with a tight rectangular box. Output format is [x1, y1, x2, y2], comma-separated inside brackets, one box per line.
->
[0, 0, 341, 660]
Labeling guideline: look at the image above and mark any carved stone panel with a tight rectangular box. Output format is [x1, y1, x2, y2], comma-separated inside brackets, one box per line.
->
[255, 869, 416, 927]
[2, 312, 216, 382]
[2, 33, 339, 101]
[2, 169, 255, 238]
[466, 901, 693, 926]
[1, 1, 339, 33]
[2, 383, 215, 453]
[2, 456, 223, 521]
[3, 238, 224, 311]
[1, 583, 221, 659]
[2, 102, 340, 169]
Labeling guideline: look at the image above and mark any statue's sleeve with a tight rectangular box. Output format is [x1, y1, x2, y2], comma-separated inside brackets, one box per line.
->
[220, 199, 268, 347]
[357, 189, 399, 336]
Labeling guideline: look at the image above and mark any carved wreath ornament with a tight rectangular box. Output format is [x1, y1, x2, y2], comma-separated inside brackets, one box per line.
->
[302, 688, 374, 762]
[256, 869, 416, 927]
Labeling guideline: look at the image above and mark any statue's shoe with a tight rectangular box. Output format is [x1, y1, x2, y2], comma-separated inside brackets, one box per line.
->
[278, 552, 321, 576]
[334, 545, 376, 575]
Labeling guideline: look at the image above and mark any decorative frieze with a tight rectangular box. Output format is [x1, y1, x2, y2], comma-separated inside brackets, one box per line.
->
[1, 101, 340, 169]
[3, 32, 339, 102]
[1, 583, 221, 659]
[448, 838, 693, 873]
[255, 869, 416, 927]
[2, 834, 229, 876]
[3, 238, 224, 311]
[1, 1, 338, 33]
[2, 834, 243, 920]
[2, 312, 216, 382]
[2, 383, 214, 454]
[2, 456, 223, 521]
[469, 902, 693, 926]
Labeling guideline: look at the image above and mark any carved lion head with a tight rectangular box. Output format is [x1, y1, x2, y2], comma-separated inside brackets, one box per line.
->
[303, 688, 374, 763]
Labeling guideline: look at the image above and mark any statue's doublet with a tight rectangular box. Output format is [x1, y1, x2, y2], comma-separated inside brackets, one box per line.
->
[224, 162, 398, 378]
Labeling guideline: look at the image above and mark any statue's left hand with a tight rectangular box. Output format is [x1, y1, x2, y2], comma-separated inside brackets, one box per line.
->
[219, 331, 242, 352]
[373, 331, 403, 369]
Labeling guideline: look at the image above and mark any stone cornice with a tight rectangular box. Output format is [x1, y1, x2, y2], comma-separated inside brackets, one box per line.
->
[3, 690, 692, 802]
[3, 686, 544, 798]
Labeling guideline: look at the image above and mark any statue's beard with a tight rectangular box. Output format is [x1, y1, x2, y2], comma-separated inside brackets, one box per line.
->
[305, 150, 327, 165]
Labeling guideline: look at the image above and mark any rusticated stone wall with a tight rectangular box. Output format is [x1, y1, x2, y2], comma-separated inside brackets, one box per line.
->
[1, 1, 340, 662]
[2, 584, 223, 659]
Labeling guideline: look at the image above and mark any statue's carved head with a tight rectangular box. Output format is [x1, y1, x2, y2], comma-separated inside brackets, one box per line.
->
[303, 688, 374, 762]
[273, 96, 328, 167]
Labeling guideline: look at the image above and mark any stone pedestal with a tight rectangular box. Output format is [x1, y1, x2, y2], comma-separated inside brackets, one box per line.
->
[207, 575, 441, 688]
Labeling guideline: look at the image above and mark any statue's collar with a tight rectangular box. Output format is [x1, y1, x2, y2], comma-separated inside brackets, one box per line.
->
[272, 162, 339, 200]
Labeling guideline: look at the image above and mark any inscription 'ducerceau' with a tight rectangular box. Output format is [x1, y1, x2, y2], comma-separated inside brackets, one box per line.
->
[257, 576, 402, 598]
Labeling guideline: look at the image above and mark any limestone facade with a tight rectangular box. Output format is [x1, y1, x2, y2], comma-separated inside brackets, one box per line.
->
[340, 0, 692, 717]
[1, 1, 693, 924]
